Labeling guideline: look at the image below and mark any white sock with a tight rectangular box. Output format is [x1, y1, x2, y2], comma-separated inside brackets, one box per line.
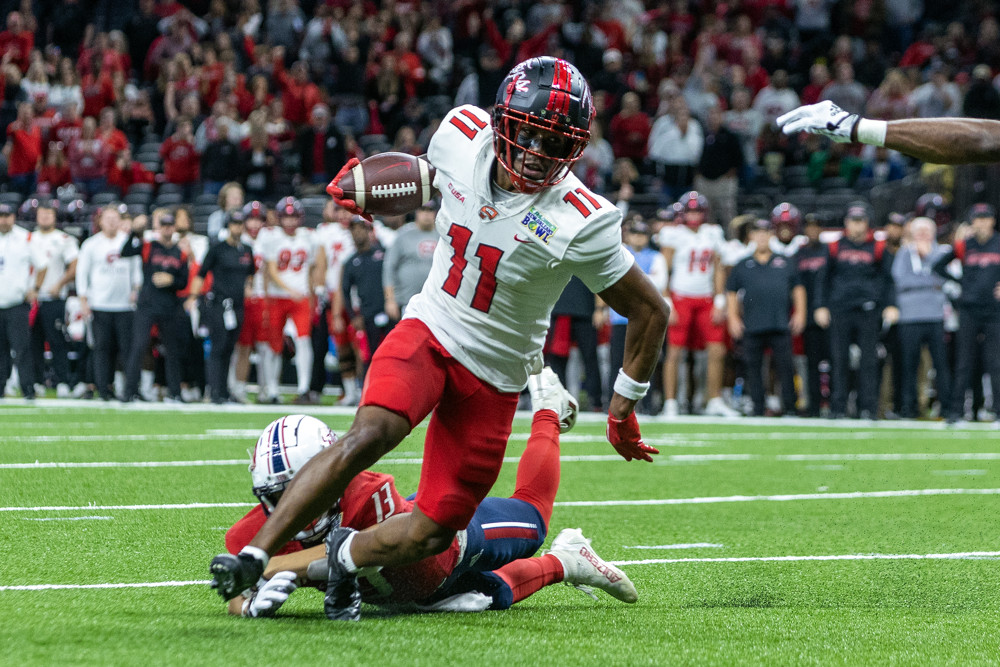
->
[227, 353, 239, 394]
[255, 343, 275, 397]
[336, 531, 359, 573]
[676, 354, 689, 406]
[270, 351, 283, 397]
[140, 369, 154, 395]
[342, 375, 358, 402]
[293, 336, 313, 395]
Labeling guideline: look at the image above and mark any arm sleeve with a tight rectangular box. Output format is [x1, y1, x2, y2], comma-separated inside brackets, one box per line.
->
[564, 211, 635, 294]
[813, 248, 831, 310]
[119, 231, 144, 258]
[75, 244, 90, 297]
[63, 235, 79, 263]
[173, 254, 190, 291]
[931, 245, 958, 280]
[197, 243, 217, 278]
[881, 251, 896, 307]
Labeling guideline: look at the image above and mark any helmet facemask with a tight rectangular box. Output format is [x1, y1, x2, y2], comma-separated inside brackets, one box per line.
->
[493, 107, 590, 194]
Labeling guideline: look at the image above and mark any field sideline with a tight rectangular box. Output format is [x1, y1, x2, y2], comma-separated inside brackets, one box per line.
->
[2, 404, 999, 665]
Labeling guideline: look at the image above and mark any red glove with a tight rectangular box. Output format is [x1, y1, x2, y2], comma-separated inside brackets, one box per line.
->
[325, 158, 372, 222]
[607, 412, 659, 462]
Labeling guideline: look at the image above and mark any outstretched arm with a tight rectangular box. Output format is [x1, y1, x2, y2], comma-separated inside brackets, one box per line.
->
[778, 100, 1000, 164]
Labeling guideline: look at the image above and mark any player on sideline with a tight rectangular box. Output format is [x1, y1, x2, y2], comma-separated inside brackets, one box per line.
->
[209, 56, 668, 621]
[777, 99, 1000, 164]
[225, 370, 637, 618]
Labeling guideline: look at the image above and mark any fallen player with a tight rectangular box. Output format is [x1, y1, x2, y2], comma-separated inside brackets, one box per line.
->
[223, 369, 637, 617]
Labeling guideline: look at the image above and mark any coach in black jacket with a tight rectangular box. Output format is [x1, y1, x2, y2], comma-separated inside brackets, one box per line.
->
[813, 203, 898, 419]
[933, 203, 1000, 422]
[120, 213, 189, 402]
[297, 104, 347, 186]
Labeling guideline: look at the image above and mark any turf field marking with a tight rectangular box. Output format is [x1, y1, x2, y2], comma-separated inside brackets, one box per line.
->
[623, 543, 724, 550]
[22, 516, 113, 521]
[0, 455, 626, 469]
[5, 550, 1000, 591]
[609, 551, 1000, 566]
[931, 469, 988, 476]
[5, 487, 1000, 513]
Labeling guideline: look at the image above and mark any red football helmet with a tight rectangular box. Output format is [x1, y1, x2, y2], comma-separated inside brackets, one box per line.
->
[770, 202, 802, 237]
[677, 191, 709, 228]
[276, 196, 302, 233]
[493, 56, 594, 194]
[913, 193, 951, 232]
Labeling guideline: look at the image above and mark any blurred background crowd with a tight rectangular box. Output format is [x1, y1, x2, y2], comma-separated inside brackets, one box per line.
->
[0, 0, 999, 422]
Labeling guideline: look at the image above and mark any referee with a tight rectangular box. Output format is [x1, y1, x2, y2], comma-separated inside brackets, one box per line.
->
[726, 218, 806, 416]
[186, 211, 255, 404]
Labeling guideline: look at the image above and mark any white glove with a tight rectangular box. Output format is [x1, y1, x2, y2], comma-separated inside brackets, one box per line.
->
[942, 280, 962, 301]
[776, 100, 859, 143]
[241, 571, 298, 618]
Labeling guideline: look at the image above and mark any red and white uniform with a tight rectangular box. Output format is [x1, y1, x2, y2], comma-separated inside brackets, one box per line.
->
[363, 105, 632, 530]
[314, 220, 356, 345]
[264, 227, 315, 345]
[239, 227, 274, 346]
[659, 222, 726, 348]
[225, 470, 461, 603]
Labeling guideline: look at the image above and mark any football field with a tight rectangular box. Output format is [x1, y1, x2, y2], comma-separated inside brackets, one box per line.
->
[2, 403, 999, 665]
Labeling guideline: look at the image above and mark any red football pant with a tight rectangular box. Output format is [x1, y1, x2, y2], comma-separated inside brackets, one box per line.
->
[668, 293, 726, 349]
[360, 319, 520, 531]
[267, 297, 311, 352]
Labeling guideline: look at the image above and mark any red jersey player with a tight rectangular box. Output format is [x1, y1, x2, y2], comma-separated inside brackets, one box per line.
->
[210, 56, 668, 621]
[224, 370, 637, 617]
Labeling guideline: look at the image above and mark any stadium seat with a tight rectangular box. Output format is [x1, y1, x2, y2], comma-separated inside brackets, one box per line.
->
[154, 193, 184, 207]
[126, 203, 148, 217]
[359, 134, 389, 153]
[0, 191, 23, 207]
[195, 193, 218, 206]
[127, 183, 155, 196]
[124, 192, 152, 208]
[158, 183, 182, 196]
[91, 192, 119, 206]
[819, 177, 850, 191]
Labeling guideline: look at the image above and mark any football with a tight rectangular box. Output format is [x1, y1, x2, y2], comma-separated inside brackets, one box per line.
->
[336, 152, 436, 216]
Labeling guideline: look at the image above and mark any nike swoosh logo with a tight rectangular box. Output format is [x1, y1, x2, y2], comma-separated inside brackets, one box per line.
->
[826, 116, 849, 132]
[514, 235, 534, 244]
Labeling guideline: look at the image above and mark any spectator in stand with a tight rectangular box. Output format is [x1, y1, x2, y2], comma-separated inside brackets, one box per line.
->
[241, 113, 276, 200]
[0, 203, 43, 400]
[80, 60, 115, 120]
[20, 62, 49, 103]
[4, 102, 41, 196]
[120, 212, 188, 403]
[264, 0, 306, 54]
[648, 99, 703, 203]
[38, 142, 72, 192]
[68, 117, 111, 197]
[383, 200, 438, 322]
[48, 58, 83, 114]
[962, 64, 1000, 120]
[207, 182, 244, 241]
[726, 218, 806, 416]
[271, 47, 321, 127]
[800, 63, 830, 106]
[933, 204, 1000, 424]
[194, 100, 240, 153]
[97, 106, 129, 158]
[51, 100, 83, 148]
[885, 0, 923, 55]
[107, 145, 155, 194]
[200, 120, 240, 196]
[160, 116, 200, 201]
[76, 204, 139, 401]
[341, 215, 391, 367]
[813, 204, 899, 420]
[29, 201, 78, 398]
[821, 63, 868, 115]
[573, 121, 615, 192]
[589, 49, 629, 110]
[865, 69, 913, 121]
[186, 211, 254, 404]
[724, 87, 763, 185]
[909, 64, 962, 118]
[417, 14, 454, 94]
[892, 216, 953, 420]
[0, 12, 33, 73]
[857, 146, 906, 187]
[609, 92, 651, 163]
[694, 104, 743, 227]
[741, 47, 770, 97]
[752, 69, 800, 126]
[298, 4, 344, 80]
[296, 104, 346, 188]
[855, 38, 892, 91]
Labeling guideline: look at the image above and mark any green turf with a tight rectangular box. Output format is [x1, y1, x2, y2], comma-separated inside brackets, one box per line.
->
[2, 407, 1000, 665]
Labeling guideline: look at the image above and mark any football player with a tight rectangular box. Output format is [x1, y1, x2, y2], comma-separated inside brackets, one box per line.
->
[225, 369, 637, 617]
[769, 202, 806, 257]
[262, 196, 326, 405]
[231, 202, 273, 403]
[311, 200, 360, 405]
[210, 56, 668, 621]
[658, 191, 739, 418]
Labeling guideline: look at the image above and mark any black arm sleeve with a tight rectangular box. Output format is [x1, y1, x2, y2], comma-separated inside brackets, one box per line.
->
[931, 247, 958, 281]
[119, 231, 144, 258]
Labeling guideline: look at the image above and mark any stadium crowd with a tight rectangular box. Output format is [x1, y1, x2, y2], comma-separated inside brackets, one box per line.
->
[0, 0, 999, 421]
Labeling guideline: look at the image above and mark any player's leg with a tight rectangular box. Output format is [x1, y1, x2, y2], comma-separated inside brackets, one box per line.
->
[771, 332, 798, 415]
[123, 310, 153, 399]
[290, 298, 314, 402]
[856, 308, 880, 418]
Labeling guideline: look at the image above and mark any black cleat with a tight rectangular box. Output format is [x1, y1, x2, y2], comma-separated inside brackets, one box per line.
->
[324, 527, 361, 621]
[209, 552, 264, 601]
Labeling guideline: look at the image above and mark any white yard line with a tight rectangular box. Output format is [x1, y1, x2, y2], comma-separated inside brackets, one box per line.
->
[4, 487, 1000, 513]
[22, 516, 113, 521]
[623, 543, 724, 550]
[609, 551, 1000, 566]
[4, 549, 999, 591]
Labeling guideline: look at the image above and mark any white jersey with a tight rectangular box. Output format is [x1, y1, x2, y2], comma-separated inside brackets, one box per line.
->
[264, 227, 316, 298]
[31, 229, 79, 301]
[770, 234, 807, 257]
[76, 231, 141, 312]
[245, 228, 273, 298]
[404, 104, 634, 393]
[178, 232, 210, 265]
[659, 223, 726, 297]
[720, 238, 751, 267]
[314, 221, 355, 293]
[0, 225, 46, 308]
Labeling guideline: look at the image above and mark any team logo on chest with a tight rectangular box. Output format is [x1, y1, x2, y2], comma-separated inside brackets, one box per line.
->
[479, 205, 499, 221]
[520, 207, 558, 244]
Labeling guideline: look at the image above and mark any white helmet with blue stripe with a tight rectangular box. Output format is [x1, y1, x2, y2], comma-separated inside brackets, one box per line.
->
[250, 414, 339, 544]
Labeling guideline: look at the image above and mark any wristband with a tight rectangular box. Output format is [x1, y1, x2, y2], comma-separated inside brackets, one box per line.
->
[856, 118, 887, 147]
[240, 545, 270, 568]
[613, 368, 650, 401]
[713, 293, 726, 310]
